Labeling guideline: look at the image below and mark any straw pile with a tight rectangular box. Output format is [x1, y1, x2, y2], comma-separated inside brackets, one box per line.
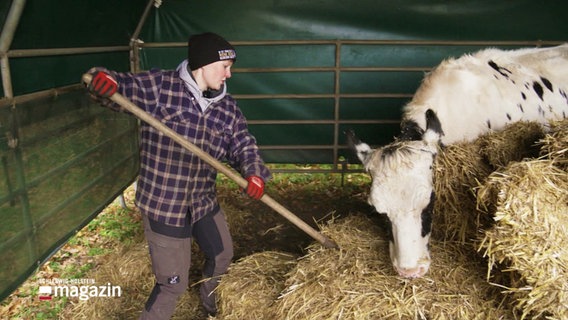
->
[432, 141, 492, 243]
[61, 119, 566, 319]
[477, 160, 568, 319]
[432, 121, 544, 244]
[217, 214, 514, 320]
[475, 120, 568, 319]
[217, 251, 297, 320]
[478, 121, 544, 168]
[61, 241, 206, 320]
[539, 119, 568, 168]
[60, 244, 153, 319]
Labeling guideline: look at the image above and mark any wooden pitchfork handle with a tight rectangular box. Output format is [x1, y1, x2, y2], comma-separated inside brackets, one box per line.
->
[82, 73, 338, 249]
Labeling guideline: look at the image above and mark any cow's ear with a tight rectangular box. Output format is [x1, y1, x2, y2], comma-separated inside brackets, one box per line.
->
[398, 119, 423, 141]
[345, 129, 373, 166]
[345, 129, 361, 150]
[425, 109, 443, 136]
[422, 109, 444, 146]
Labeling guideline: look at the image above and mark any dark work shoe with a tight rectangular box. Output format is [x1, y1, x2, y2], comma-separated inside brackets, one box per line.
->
[199, 305, 217, 319]
[202, 300, 217, 318]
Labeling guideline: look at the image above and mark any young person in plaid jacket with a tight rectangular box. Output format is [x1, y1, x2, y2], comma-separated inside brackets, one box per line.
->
[86, 32, 271, 319]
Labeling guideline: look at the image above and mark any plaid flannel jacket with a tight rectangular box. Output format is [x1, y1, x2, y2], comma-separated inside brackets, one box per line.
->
[88, 67, 271, 227]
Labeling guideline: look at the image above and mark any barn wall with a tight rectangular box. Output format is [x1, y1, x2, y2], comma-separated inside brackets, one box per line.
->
[0, 0, 145, 301]
[0, 92, 139, 301]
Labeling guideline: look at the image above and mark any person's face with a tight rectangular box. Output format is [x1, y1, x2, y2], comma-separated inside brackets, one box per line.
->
[201, 60, 233, 90]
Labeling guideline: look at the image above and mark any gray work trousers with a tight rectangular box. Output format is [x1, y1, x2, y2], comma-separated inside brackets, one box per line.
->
[139, 210, 233, 319]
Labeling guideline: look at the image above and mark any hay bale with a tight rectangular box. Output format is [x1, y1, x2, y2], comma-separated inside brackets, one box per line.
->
[478, 121, 544, 168]
[433, 142, 492, 243]
[477, 160, 568, 319]
[433, 121, 545, 244]
[539, 119, 568, 168]
[268, 214, 513, 320]
[217, 251, 297, 320]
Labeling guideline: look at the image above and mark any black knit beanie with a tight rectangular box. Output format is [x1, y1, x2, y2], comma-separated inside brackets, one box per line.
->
[187, 32, 236, 70]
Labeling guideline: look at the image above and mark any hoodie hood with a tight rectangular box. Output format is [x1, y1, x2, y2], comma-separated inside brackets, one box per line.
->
[177, 59, 226, 112]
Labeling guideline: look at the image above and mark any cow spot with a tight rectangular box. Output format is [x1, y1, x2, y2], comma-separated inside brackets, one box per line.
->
[560, 89, 568, 104]
[421, 192, 434, 237]
[488, 60, 511, 78]
[540, 76, 553, 92]
[533, 81, 544, 101]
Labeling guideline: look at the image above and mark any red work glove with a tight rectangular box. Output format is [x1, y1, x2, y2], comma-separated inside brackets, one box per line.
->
[245, 176, 265, 200]
[88, 71, 118, 98]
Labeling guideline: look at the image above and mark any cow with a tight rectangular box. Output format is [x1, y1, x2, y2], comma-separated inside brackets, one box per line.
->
[347, 44, 568, 279]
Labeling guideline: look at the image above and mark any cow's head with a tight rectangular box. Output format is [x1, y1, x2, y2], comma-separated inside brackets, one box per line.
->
[346, 109, 443, 278]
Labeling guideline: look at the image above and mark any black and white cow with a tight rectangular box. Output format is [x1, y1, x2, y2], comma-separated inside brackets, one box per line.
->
[347, 44, 568, 278]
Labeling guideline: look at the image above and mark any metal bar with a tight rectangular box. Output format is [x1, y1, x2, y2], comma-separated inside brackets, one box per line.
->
[139, 42, 188, 48]
[130, 40, 142, 73]
[271, 168, 364, 174]
[0, 0, 27, 99]
[7, 46, 130, 58]
[246, 119, 399, 125]
[340, 67, 431, 72]
[0, 0, 26, 53]
[0, 84, 82, 109]
[256, 145, 368, 151]
[139, 39, 564, 49]
[234, 66, 430, 73]
[341, 93, 413, 98]
[232, 93, 412, 99]
[0, 58, 12, 98]
[259, 145, 337, 150]
[132, 0, 156, 41]
[0, 84, 412, 108]
[235, 67, 334, 73]
[336, 39, 558, 46]
[333, 41, 342, 171]
[335, 119, 401, 124]
[233, 94, 333, 99]
[130, 0, 156, 73]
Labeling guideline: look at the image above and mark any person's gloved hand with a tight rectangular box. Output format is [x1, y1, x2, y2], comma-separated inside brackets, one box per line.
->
[245, 176, 265, 200]
[88, 71, 118, 98]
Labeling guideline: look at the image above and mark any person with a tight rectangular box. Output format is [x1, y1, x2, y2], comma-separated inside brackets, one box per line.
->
[84, 32, 271, 319]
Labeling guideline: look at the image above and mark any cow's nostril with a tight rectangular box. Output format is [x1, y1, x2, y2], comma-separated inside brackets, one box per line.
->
[397, 265, 429, 279]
